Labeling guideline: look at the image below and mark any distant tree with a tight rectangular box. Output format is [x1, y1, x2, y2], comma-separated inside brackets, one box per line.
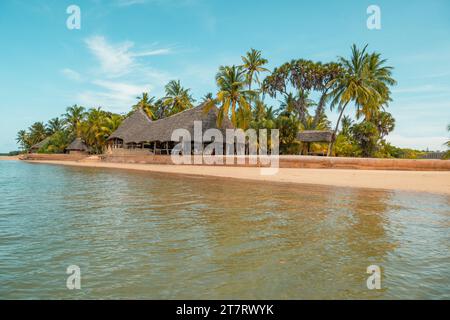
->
[241, 48, 269, 91]
[62, 105, 86, 137]
[446, 124, 450, 148]
[132, 92, 156, 119]
[204, 65, 255, 128]
[28, 122, 47, 145]
[263, 59, 343, 133]
[162, 80, 195, 116]
[16, 130, 29, 150]
[46, 117, 64, 135]
[201, 92, 214, 104]
[328, 44, 396, 155]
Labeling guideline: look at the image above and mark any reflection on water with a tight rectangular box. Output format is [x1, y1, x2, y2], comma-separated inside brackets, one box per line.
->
[0, 161, 449, 299]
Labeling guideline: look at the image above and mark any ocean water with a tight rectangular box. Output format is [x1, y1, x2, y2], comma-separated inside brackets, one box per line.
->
[0, 161, 449, 299]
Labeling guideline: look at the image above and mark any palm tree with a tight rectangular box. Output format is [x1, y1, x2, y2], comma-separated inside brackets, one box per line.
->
[279, 90, 315, 125]
[46, 117, 63, 135]
[446, 124, 450, 148]
[201, 92, 214, 104]
[340, 115, 353, 138]
[327, 44, 395, 156]
[359, 52, 396, 120]
[102, 114, 123, 137]
[162, 80, 195, 116]
[374, 111, 395, 139]
[241, 48, 269, 91]
[28, 122, 47, 145]
[204, 65, 254, 127]
[16, 130, 29, 150]
[132, 92, 156, 119]
[62, 105, 86, 137]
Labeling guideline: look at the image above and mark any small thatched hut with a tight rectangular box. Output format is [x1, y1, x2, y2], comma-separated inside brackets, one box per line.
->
[297, 130, 334, 143]
[66, 138, 89, 154]
[297, 130, 334, 156]
[29, 137, 51, 153]
[107, 104, 233, 154]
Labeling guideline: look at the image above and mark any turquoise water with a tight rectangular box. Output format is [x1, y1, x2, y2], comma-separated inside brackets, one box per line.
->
[0, 161, 449, 299]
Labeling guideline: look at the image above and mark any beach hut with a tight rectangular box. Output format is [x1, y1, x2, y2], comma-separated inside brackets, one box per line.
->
[297, 130, 334, 156]
[107, 103, 233, 155]
[29, 137, 51, 153]
[66, 138, 89, 154]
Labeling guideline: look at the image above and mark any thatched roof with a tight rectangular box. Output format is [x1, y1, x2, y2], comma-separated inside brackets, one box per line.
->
[109, 104, 234, 144]
[29, 136, 51, 151]
[297, 130, 334, 142]
[66, 138, 89, 151]
[108, 107, 153, 143]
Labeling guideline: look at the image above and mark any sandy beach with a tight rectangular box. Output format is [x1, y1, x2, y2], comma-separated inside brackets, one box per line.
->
[23, 160, 450, 195]
[0, 156, 19, 160]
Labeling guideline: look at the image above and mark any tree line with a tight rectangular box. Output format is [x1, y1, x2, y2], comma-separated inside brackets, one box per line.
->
[16, 44, 449, 158]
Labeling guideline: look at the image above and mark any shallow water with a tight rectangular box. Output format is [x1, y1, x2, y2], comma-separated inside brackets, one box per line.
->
[0, 161, 449, 299]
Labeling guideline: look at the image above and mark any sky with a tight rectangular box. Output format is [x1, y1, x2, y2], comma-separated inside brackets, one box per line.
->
[0, 0, 449, 152]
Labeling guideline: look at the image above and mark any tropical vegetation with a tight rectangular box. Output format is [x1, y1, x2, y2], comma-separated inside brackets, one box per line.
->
[15, 45, 447, 159]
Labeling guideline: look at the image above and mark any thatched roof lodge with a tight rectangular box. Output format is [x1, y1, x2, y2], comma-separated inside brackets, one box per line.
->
[107, 104, 233, 154]
[297, 130, 334, 143]
[66, 138, 89, 154]
[29, 136, 51, 153]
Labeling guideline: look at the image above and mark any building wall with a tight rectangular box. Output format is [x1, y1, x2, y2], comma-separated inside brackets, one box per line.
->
[103, 154, 450, 171]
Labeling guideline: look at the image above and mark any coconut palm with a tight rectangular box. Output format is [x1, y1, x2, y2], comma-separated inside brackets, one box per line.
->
[103, 114, 123, 136]
[340, 115, 353, 138]
[241, 48, 269, 90]
[46, 117, 64, 135]
[162, 80, 195, 116]
[201, 92, 214, 104]
[16, 130, 29, 150]
[28, 122, 48, 145]
[327, 44, 395, 155]
[446, 124, 450, 148]
[359, 52, 396, 120]
[204, 65, 255, 127]
[132, 92, 156, 119]
[62, 105, 86, 137]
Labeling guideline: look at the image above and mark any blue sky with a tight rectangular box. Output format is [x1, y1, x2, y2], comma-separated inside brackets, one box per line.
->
[0, 0, 449, 152]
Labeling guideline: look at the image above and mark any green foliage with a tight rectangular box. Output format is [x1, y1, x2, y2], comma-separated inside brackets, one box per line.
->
[275, 114, 301, 154]
[334, 134, 361, 157]
[80, 108, 124, 154]
[38, 130, 72, 154]
[162, 80, 195, 117]
[132, 93, 157, 119]
[16, 46, 407, 159]
[204, 65, 255, 128]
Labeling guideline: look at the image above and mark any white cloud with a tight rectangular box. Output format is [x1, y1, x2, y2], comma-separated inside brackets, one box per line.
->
[85, 36, 135, 77]
[115, 0, 146, 6]
[77, 35, 174, 111]
[84, 35, 172, 77]
[61, 68, 82, 81]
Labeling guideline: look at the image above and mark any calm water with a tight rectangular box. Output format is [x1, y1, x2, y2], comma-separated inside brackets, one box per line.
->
[0, 161, 449, 299]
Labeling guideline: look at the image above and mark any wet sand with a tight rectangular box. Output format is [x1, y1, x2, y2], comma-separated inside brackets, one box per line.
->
[24, 160, 450, 195]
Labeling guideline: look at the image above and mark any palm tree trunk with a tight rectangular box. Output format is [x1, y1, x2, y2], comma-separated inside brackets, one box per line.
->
[327, 101, 349, 156]
[313, 90, 328, 128]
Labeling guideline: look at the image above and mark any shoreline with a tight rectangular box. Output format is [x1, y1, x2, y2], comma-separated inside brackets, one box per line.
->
[22, 159, 450, 195]
[0, 156, 20, 160]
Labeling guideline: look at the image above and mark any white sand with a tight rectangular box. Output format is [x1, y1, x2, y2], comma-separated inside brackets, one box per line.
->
[23, 160, 450, 195]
